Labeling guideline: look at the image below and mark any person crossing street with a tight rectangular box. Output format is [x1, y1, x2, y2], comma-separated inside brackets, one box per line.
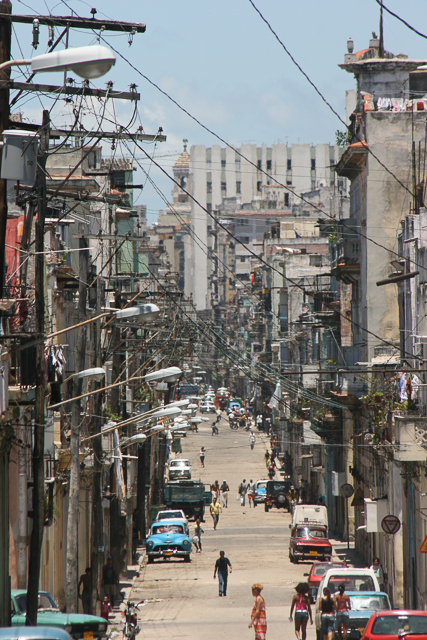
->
[213, 550, 232, 597]
[238, 479, 248, 506]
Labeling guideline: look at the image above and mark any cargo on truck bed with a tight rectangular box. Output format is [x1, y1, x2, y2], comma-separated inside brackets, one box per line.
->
[163, 480, 211, 520]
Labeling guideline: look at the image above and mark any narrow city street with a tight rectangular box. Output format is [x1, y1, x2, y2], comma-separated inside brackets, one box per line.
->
[129, 416, 318, 640]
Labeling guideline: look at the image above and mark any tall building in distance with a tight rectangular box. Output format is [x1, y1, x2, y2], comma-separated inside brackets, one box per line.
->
[184, 142, 346, 309]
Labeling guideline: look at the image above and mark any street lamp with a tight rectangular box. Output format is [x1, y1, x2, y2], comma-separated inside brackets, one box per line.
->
[0, 45, 116, 79]
[115, 304, 160, 324]
[143, 366, 182, 383]
[24, 45, 118, 627]
[75, 367, 106, 381]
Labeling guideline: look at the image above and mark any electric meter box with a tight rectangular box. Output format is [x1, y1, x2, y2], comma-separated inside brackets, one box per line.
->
[1, 129, 38, 182]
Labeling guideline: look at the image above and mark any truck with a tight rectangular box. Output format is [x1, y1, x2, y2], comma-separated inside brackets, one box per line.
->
[292, 504, 328, 528]
[214, 387, 230, 410]
[163, 480, 212, 520]
[178, 383, 200, 399]
[289, 504, 331, 564]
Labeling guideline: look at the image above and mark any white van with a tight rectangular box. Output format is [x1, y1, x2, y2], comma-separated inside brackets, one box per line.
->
[315, 567, 381, 637]
[292, 504, 328, 528]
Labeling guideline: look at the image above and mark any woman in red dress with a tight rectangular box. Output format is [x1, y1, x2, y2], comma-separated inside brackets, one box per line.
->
[249, 583, 267, 640]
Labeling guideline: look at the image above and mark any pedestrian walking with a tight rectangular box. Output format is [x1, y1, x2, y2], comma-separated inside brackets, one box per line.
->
[210, 497, 222, 530]
[211, 480, 220, 501]
[192, 518, 204, 552]
[102, 556, 117, 606]
[238, 479, 248, 506]
[370, 557, 386, 592]
[248, 583, 267, 640]
[211, 421, 219, 435]
[199, 446, 205, 468]
[249, 431, 256, 450]
[289, 582, 312, 640]
[333, 584, 351, 640]
[220, 480, 230, 507]
[247, 479, 255, 508]
[213, 550, 232, 596]
[78, 567, 92, 614]
[264, 450, 270, 467]
[216, 409, 221, 423]
[319, 587, 335, 640]
[256, 414, 263, 431]
[100, 595, 111, 622]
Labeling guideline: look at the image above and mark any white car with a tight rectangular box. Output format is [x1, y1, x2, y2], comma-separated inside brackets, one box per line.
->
[155, 509, 189, 534]
[168, 458, 191, 480]
[200, 400, 216, 413]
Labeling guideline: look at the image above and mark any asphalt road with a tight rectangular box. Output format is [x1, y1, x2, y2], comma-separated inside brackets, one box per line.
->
[130, 414, 318, 640]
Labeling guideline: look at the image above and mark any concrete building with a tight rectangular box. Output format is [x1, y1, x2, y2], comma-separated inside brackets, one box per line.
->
[186, 142, 346, 310]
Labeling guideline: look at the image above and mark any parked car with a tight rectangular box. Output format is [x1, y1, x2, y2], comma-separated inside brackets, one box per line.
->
[289, 523, 332, 564]
[307, 561, 347, 602]
[155, 509, 189, 533]
[360, 610, 427, 640]
[316, 567, 380, 598]
[264, 479, 292, 512]
[338, 592, 391, 640]
[168, 459, 191, 480]
[0, 627, 72, 640]
[199, 400, 216, 414]
[146, 519, 192, 563]
[253, 479, 268, 506]
[10, 591, 108, 640]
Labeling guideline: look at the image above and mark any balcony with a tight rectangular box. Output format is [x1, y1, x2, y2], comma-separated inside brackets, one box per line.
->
[331, 219, 361, 284]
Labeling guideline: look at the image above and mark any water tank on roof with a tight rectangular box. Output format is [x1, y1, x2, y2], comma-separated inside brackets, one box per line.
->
[1, 130, 38, 182]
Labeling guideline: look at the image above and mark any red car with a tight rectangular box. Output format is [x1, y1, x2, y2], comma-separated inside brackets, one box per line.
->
[307, 561, 347, 602]
[289, 524, 332, 563]
[361, 610, 427, 639]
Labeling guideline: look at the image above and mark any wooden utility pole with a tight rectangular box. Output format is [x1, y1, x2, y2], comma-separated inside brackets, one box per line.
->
[26, 109, 49, 626]
[0, 0, 11, 298]
[0, 8, 12, 620]
[66, 236, 88, 612]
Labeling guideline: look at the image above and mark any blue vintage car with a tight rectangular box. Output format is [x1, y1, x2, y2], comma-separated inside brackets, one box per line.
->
[146, 518, 192, 563]
[253, 479, 268, 506]
[341, 591, 391, 639]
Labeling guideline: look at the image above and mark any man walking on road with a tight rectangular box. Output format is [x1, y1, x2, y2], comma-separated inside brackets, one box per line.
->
[249, 431, 256, 450]
[210, 496, 222, 530]
[213, 550, 232, 597]
[220, 480, 230, 508]
[238, 479, 248, 506]
[247, 479, 255, 508]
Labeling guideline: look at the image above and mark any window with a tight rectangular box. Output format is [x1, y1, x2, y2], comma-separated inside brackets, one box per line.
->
[311, 158, 316, 170]
[207, 181, 212, 193]
[266, 159, 272, 171]
[257, 181, 262, 192]
[240, 256, 246, 262]
[237, 218, 248, 226]
[221, 182, 226, 192]
[287, 159, 292, 170]
[180, 176, 187, 189]
[284, 193, 289, 206]
[207, 203, 212, 213]
[237, 237, 250, 244]
[287, 180, 292, 185]
[235, 157, 241, 168]
[236, 181, 241, 195]
[221, 159, 226, 168]
[257, 159, 262, 170]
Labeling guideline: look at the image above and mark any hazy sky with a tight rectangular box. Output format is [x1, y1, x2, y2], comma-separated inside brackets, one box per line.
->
[10, 0, 427, 222]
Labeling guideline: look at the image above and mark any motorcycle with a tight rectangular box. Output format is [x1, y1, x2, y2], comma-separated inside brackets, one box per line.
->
[268, 464, 276, 479]
[122, 600, 143, 640]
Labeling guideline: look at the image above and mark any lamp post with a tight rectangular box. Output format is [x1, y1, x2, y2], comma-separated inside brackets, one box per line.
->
[22, 45, 116, 625]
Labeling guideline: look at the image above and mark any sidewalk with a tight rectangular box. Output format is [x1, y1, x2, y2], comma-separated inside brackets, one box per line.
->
[331, 536, 365, 567]
[107, 548, 146, 635]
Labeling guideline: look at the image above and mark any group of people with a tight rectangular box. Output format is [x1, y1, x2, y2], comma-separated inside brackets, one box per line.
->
[287, 581, 353, 640]
[77, 557, 117, 620]
[238, 479, 256, 507]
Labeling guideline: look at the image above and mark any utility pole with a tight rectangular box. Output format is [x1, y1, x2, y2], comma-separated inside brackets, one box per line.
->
[91, 279, 104, 615]
[0, 9, 12, 620]
[26, 109, 49, 626]
[66, 236, 88, 612]
[0, 0, 11, 297]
